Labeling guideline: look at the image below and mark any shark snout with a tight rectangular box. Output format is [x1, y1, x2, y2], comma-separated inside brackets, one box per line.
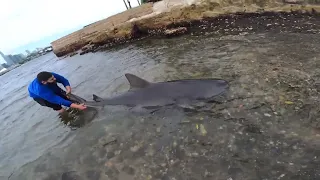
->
[216, 79, 229, 88]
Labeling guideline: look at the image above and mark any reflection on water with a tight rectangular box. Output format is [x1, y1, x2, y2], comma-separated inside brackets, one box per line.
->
[1, 13, 320, 180]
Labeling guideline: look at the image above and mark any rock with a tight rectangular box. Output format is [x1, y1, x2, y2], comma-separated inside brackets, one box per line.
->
[204, 170, 213, 177]
[122, 165, 135, 175]
[42, 173, 61, 180]
[146, 150, 155, 157]
[79, 49, 90, 55]
[107, 152, 115, 159]
[191, 152, 199, 157]
[86, 170, 101, 180]
[145, 0, 161, 2]
[79, 44, 95, 55]
[164, 27, 188, 37]
[264, 113, 272, 117]
[130, 145, 140, 152]
[105, 160, 114, 168]
[92, 45, 106, 53]
[69, 52, 77, 57]
[202, 11, 220, 18]
[199, 124, 207, 136]
[284, 0, 305, 4]
[79, 50, 88, 55]
[173, 140, 178, 147]
[81, 46, 89, 52]
[61, 171, 83, 180]
[115, 150, 122, 155]
[131, 24, 147, 38]
[98, 148, 107, 158]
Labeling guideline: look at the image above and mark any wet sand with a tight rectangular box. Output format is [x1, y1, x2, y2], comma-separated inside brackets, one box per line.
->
[1, 12, 318, 180]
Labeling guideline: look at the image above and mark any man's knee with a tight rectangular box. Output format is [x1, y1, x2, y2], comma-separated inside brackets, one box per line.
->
[33, 97, 65, 112]
[52, 104, 63, 111]
[34, 98, 47, 106]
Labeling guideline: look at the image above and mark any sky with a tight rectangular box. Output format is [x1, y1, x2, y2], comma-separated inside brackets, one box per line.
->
[0, 0, 141, 63]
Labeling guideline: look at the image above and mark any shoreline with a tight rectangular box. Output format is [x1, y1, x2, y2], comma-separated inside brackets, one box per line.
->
[50, 0, 320, 58]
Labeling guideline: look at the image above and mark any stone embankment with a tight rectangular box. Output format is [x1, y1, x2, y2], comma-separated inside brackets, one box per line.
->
[50, 0, 320, 57]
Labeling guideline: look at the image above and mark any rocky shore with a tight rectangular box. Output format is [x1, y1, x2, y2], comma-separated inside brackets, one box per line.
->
[51, 0, 320, 58]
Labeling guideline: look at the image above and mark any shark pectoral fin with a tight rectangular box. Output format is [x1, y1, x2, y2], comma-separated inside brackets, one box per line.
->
[93, 94, 104, 102]
[125, 73, 151, 90]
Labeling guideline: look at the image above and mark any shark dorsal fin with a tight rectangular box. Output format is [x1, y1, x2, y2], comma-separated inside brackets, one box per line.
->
[125, 73, 150, 90]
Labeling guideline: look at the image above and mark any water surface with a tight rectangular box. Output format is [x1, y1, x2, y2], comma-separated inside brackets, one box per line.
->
[1, 13, 320, 180]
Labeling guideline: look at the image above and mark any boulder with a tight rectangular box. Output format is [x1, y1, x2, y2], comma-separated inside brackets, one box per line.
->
[164, 27, 188, 37]
[79, 44, 95, 55]
[284, 0, 305, 4]
[69, 52, 77, 57]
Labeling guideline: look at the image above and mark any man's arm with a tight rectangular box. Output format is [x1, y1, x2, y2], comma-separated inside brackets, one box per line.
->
[51, 72, 72, 94]
[41, 90, 73, 107]
[51, 72, 70, 87]
[41, 91, 87, 110]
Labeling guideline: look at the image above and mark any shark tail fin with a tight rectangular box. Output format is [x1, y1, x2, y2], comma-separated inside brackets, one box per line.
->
[125, 73, 150, 90]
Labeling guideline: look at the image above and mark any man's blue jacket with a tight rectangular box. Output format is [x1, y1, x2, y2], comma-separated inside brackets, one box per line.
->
[28, 72, 72, 107]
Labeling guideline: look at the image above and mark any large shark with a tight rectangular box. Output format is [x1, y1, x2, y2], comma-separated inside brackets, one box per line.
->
[68, 73, 229, 108]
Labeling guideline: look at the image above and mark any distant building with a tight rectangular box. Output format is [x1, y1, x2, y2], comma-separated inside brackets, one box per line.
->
[8, 55, 24, 64]
[0, 51, 15, 66]
[14, 55, 24, 63]
[36, 48, 43, 52]
[1, 63, 9, 68]
[18, 53, 26, 58]
[7, 55, 15, 63]
[0, 53, 5, 63]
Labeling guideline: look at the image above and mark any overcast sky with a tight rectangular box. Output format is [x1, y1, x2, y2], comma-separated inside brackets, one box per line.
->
[0, 0, 140, 62]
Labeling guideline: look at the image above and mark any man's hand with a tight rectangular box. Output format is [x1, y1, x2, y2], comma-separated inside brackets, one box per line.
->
[70, 103, 87, 110]
[66, 86, 72, 95]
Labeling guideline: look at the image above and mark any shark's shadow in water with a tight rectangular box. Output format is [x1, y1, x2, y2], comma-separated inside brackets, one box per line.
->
[69, 73, 229, 110]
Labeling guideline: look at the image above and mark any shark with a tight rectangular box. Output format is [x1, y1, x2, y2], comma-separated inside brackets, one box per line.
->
[68, 73, 229, 109]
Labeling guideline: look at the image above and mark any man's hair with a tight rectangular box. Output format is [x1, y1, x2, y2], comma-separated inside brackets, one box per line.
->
[37, 71, 52, 82]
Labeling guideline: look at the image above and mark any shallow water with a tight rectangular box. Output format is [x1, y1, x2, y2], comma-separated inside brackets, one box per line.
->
[1, 13, 320, 180]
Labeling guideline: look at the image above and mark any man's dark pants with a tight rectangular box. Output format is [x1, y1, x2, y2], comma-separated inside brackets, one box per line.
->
[33, 91, 69, 111]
